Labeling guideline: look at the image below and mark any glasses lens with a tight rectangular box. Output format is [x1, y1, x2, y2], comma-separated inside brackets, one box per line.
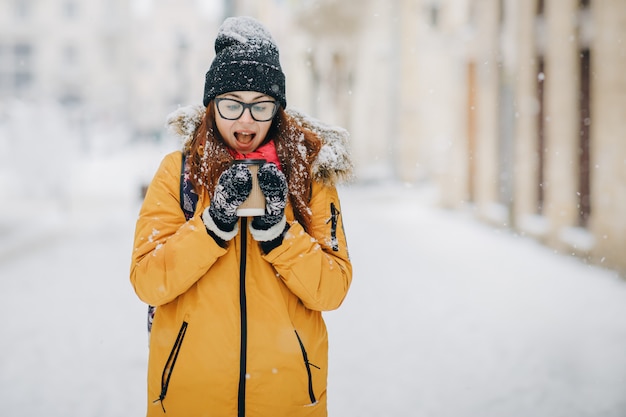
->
[216, 99, 278, 121]
[217, 99, 244, 119]
[250, 101, 278, 121]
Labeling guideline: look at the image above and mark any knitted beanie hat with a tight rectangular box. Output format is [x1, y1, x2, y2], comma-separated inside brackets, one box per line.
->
[203, 16, 287, 108]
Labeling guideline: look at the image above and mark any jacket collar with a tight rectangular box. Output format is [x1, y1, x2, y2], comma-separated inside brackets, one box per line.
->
[166, 105, 354, 186]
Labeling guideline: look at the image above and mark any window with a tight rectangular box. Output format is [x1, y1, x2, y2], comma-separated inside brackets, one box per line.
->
[536, 57, 546, 214]
[536, 0, 544, 15]
[429, 3, 440, 27]
[0, 44, 7, 93]
[14, 44, 34, 91]
[578, 49, 591, 227]
[14, 0, 33, 19]
[0, 42, 34, 97]
[14, 43, 32, 64]
[63, 0, 78, 18]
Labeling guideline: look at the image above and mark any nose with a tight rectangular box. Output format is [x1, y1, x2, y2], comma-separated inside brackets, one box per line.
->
[239, 107, 255, 123]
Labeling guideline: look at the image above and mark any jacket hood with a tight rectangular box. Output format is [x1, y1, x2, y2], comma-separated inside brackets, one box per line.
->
[166, 105, 354, 186]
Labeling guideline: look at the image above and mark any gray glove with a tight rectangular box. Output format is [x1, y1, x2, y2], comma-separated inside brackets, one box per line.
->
[202, 163, 252, 241]
[250, 163, 288, 246]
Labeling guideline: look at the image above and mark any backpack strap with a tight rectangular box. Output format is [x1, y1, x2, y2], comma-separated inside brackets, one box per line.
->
[148, 153, 198, 336]
[179, 152, 198, 221]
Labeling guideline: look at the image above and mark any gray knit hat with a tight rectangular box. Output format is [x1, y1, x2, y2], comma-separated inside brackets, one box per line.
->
[203, 16, 286, 108]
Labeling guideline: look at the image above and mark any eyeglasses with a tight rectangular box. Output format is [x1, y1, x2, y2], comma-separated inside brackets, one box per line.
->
[215, 98, 279, 122]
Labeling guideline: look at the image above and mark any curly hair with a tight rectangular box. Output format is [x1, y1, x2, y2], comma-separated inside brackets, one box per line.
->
[184, 103, 322, 233]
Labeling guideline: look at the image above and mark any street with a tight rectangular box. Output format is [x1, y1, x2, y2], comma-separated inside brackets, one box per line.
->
[2, 183, 626, 417]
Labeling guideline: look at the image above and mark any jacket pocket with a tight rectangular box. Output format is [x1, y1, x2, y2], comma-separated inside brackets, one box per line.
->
[153, 321, 188, 412]
[294, 330, 320, 404]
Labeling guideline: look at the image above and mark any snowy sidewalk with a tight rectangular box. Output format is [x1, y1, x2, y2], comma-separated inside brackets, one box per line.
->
[327, 183, 626, 417]
[0, 195, 63, 257]
[1, 183, 626, 417]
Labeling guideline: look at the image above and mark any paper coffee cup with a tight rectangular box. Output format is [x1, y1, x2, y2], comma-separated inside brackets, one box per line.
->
[233, 159, 266, 217]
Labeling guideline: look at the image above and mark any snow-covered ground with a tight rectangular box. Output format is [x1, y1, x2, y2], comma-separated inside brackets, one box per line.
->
[2, 178, 626, 417]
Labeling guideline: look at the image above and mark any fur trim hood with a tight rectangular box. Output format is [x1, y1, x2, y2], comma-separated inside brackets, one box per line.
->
[166, 104, 354, 186]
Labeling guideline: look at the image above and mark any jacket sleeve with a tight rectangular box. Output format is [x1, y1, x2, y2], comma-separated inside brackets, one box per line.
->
[129, 151, 227, 306]
[262, 181, 352, 311]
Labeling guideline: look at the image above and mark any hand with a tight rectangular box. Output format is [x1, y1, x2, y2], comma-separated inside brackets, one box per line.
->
[250, 163, 288, 242]
[202, 163, 252, 240]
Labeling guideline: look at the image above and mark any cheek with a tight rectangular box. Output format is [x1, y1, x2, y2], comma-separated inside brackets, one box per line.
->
[215, 118, 231, 138]
[258, 123, 272, 140]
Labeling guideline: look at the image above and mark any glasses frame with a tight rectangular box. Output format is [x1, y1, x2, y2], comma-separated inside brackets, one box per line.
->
[214, 98, 279, 122]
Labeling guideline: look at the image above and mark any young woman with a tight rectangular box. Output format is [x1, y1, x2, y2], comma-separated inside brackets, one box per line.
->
[130, 16, 353, 417]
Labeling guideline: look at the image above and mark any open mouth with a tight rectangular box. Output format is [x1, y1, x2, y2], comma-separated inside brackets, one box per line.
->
[235, 132, 256, 144]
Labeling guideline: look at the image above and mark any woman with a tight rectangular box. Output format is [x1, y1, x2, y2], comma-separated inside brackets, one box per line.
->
[130, 16, 353, 417]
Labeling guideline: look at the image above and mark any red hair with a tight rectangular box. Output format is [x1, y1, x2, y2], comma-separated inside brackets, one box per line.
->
[184, 103, 322, 232]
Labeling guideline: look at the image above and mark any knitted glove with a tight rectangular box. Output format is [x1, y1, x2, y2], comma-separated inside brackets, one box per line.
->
[202, 163, 252, 242]
[250, 163, 289, 250]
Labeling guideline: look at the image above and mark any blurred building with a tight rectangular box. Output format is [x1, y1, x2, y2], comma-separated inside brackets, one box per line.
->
[2, 0, 625, 275]
[129, 0, 220, 140]
[0, 0, 134, 203]
[344, 0, 626, 275]
[0, 0, 131, 124]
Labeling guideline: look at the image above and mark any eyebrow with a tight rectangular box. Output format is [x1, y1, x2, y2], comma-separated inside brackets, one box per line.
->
[222, 92, 271, 101]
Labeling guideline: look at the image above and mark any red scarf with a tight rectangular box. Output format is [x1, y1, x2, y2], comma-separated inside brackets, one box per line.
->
[227, 140, 282, 170]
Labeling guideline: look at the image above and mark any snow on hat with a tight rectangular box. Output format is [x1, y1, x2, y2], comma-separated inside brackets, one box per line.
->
[203, 16, 287, 108]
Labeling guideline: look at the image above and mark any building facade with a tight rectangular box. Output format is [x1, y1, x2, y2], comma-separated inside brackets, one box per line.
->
[1, 0, 625, 275]
[458, 0, 626, 275]
[346, 0, 626, 274]
[0, 0, 132, 123]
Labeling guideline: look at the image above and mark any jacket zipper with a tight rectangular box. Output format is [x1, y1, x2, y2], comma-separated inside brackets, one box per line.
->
[327, 202, 340, 252]
[238, 219, 248, 417]
[295, 330, 319, 404]
[153, 321, 188, 413]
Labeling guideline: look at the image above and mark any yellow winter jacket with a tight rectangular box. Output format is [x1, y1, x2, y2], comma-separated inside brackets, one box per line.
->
[130, 108, 352, 417]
